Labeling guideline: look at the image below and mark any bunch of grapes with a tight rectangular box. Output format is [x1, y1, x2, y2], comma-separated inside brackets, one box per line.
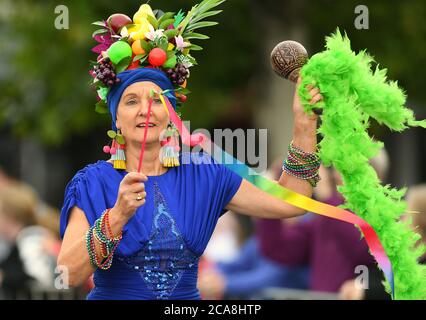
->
[166, 63, 189, 86]
[93, 58, 121, 87]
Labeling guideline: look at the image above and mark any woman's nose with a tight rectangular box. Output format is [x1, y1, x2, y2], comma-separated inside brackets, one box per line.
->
[137, 100, 153, 117]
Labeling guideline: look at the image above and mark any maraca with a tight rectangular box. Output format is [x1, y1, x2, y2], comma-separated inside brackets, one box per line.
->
[270, 40, 322, 115]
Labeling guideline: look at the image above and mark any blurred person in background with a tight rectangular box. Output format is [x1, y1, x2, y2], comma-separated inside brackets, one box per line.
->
[406, 184, 426, 265]
[202, 212, 242, 265]
[198, 160, 309, 300]
[0, 166, 14, 188]
[0, 167, 14, 271]
[0, 182, 61, 299]
[0, 183, 38, 299]
[198, 230, 309, 299]
[257, 148, 391, 300]
[35, 204, 62, 264]
[197, 212, 243, 299]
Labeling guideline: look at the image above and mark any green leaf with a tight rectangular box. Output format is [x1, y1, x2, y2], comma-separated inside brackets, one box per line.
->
[157, 37, 169, 51]
[182, 32, 210, 40]
[139, 55, 148, 65]
[97, 87, 109, 101]
[177, 6, 197, 33]
[95, 100, 109, 114]
[158, 12, 175, 25]
[187, 21, 218, 31]
[116, 134, 125, 145]
[163, 53, 177, 68]
[159, 18, 175, 30]
[133, 54, 145, 62]
[176, 53, 198, 67]
[140, 40, 152, 53]
[115, 56, 132, 73]
[186, 54, 198, 66]
[188, 44, 203, 51]
[146, 14, 159, 29]
[123, 23, 137, 30]
[182, 0, 225, 34]
[166, 51, 176, 59]
[164, 29, 179, 39]
[153, 9, 164, 19]
[177, 88, 191, 95]
[173, 10, 186, 28]
[159, 43, 168, 51]
[189, 10, 223, 25]
[197, 0, 226, 14]
[92, 21, 107, 27]
[107, 130, 117, 139]
[92, 28, 108, 38]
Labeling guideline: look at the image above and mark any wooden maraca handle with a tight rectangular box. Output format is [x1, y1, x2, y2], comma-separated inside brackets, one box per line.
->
[270, 40, 322, 115]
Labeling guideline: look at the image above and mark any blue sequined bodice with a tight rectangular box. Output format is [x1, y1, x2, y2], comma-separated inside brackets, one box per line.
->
[116, 182, 199, 299]
[61, 156, 243, 300]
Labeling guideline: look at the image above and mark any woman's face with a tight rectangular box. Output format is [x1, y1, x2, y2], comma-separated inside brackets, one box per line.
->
[116, 81, 169, 146]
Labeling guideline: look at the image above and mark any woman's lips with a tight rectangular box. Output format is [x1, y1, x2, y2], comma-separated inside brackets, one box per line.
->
[136, 123, 156, 128]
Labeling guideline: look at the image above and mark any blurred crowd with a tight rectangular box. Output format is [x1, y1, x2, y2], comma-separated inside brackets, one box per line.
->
[0, 167, 68, 299]
[197, 148, 426, 300]
[1, 147, 425, 300]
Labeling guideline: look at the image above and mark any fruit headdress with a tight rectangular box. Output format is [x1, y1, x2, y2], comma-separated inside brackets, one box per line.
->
[89, 0, 225, 114]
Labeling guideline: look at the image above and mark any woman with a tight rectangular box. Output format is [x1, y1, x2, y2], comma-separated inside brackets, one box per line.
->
[0, 183, 38, 299]
[57, 3, 322, 300]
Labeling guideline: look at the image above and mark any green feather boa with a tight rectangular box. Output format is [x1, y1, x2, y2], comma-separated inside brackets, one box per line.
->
[299, 30, 426, 300]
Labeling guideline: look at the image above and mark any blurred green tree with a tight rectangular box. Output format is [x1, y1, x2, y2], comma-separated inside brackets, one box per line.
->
[305, 0, 426, 108]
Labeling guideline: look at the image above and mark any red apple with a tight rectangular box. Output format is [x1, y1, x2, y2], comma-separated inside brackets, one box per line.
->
[107, 14, 132, 33]
[148, 48, 167, 67]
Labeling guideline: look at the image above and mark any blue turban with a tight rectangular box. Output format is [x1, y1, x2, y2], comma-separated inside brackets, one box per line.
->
[107, 68, 177, 130]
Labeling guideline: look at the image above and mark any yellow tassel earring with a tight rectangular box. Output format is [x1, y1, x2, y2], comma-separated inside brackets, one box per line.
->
[103, 129, 126, 170]
[160, 122, 180, 167]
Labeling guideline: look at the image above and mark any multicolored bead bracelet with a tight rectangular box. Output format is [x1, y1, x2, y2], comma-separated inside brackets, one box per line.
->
[85, 209, 122, 270]
[282, 141, 321, 187]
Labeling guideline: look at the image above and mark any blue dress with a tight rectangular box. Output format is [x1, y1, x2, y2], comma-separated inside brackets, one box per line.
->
[60, 152, 243, 300]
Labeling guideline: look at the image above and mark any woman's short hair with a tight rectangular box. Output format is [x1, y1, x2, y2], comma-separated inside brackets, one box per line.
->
[0, 182, 38, 227]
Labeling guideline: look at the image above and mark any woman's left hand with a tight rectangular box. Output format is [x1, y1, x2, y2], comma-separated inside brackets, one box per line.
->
[292, 76, 322, 128]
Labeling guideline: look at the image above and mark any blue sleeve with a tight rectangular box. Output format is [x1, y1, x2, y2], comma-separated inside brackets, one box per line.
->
[59, 167, 97, 239]
[218, 163, 243, 216]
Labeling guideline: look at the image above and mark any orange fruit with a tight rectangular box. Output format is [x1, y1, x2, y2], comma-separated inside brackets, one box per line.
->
[132, 40, 146, 55]
[181, 80, 187, 88]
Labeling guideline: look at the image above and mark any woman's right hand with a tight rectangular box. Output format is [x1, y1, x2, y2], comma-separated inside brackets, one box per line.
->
[113, 172, 148, 220]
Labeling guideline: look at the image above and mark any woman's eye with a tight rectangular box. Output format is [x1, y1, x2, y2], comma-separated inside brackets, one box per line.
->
[126, 99, 137, 105]
[153, 98, 162, 104]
